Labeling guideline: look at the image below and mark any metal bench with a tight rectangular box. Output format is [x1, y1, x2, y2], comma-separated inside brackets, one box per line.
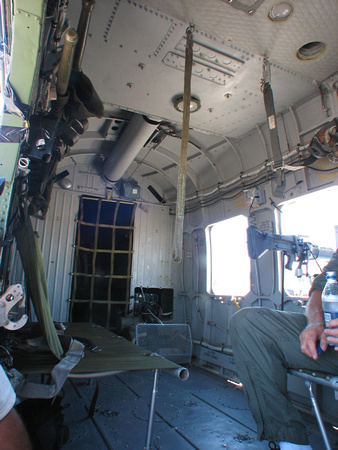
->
[288, 369, 338, 450]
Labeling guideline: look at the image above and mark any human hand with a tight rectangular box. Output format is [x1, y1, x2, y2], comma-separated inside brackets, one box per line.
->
[323, 318, 338, 350]
[300, 323, 326, 359]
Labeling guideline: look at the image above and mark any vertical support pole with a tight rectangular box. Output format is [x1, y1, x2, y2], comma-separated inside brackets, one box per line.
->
[145, 369, 159, 450]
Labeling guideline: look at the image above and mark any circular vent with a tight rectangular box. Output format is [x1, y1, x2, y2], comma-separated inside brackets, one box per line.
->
[296, 41, 327, 61]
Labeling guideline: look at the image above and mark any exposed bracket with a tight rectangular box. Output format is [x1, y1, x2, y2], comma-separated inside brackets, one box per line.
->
[223, 0, 265, 15]
[0, 284, 28, 330]
[262, 58, 271, 85]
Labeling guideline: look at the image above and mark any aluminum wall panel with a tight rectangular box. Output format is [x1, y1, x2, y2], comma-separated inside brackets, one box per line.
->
[131, 204, 175, 293]
[13, 184, 176, 322]
[8, 190, 78, 323]
[29, 190, 79, 322]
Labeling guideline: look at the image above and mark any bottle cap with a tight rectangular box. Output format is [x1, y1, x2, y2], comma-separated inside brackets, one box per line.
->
[325, 271, 337, 279]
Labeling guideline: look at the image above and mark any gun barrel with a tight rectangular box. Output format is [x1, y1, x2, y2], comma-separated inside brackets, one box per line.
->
[57, 28, 78, 96]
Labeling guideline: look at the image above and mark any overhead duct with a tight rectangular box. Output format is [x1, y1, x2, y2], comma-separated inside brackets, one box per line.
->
[103, 114, 159, 183]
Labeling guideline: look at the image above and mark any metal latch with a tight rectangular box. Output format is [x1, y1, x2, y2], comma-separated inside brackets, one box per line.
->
[0, 284, 28, 330]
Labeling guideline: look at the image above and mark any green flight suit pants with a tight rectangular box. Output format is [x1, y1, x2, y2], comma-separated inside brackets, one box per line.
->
[229, 307, 338, 444]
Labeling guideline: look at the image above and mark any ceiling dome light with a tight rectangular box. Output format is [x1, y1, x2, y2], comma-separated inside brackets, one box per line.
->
[173, 96, 201, 113]
[268, 3, 293, 21]
[296, 41, 327, 61]
[60, 178, 72, 190]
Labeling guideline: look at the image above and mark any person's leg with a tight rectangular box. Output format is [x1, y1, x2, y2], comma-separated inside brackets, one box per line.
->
[229, 307, 337, 444]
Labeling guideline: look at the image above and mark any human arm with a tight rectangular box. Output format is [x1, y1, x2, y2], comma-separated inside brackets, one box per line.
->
[0, 366, 31, 449]
[300, 288, 325, 360]
[0, 407, 32, 450]
[300, 250, 338, 359]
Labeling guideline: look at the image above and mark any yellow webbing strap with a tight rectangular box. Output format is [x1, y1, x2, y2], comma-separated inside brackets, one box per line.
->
[14, 219, 63, 359]
[173, 26, 194, 263]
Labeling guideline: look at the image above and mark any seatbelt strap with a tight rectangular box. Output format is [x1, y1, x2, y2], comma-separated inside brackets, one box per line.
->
[8, 338, 84, 399]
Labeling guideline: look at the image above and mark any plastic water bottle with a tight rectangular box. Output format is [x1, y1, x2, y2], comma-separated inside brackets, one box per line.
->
[321, 271, 338, 348]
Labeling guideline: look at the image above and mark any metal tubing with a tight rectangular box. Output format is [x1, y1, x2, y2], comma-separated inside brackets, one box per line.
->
[252, 258, 262, 296]
[73, 0, 96, 71]
[306, 381, 332, 450]
[166, 367, 189, 381]
[57, 28, 78, 96]
[145, 369, 159, 450]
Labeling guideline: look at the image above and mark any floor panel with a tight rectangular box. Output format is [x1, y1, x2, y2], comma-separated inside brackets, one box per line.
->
[60, 366, 338, 449]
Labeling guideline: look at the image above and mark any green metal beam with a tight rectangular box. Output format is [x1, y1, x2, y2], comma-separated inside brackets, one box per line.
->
[9, 0, 45, 105]
[1, 0, 44, 252]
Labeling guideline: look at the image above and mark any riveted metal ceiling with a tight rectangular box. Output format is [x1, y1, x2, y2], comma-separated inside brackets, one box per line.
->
[66, 0, 337, 139]
[62, 0, 337, 201]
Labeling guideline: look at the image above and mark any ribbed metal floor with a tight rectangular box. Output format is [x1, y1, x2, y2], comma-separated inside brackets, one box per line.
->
[60, 366, 338, 449]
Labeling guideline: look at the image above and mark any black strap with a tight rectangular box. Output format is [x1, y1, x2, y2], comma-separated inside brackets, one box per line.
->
[263, 82, 283, 169]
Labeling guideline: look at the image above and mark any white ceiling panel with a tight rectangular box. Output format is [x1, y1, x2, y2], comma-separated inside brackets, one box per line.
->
[66, 0, 336, 139]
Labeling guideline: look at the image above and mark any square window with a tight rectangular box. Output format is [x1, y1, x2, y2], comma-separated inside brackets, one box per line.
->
[206, 215, 250, 296]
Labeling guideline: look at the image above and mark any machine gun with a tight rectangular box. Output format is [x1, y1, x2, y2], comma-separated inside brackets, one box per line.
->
[24, 0, 103, 219]
[246, 225, 322, 277]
